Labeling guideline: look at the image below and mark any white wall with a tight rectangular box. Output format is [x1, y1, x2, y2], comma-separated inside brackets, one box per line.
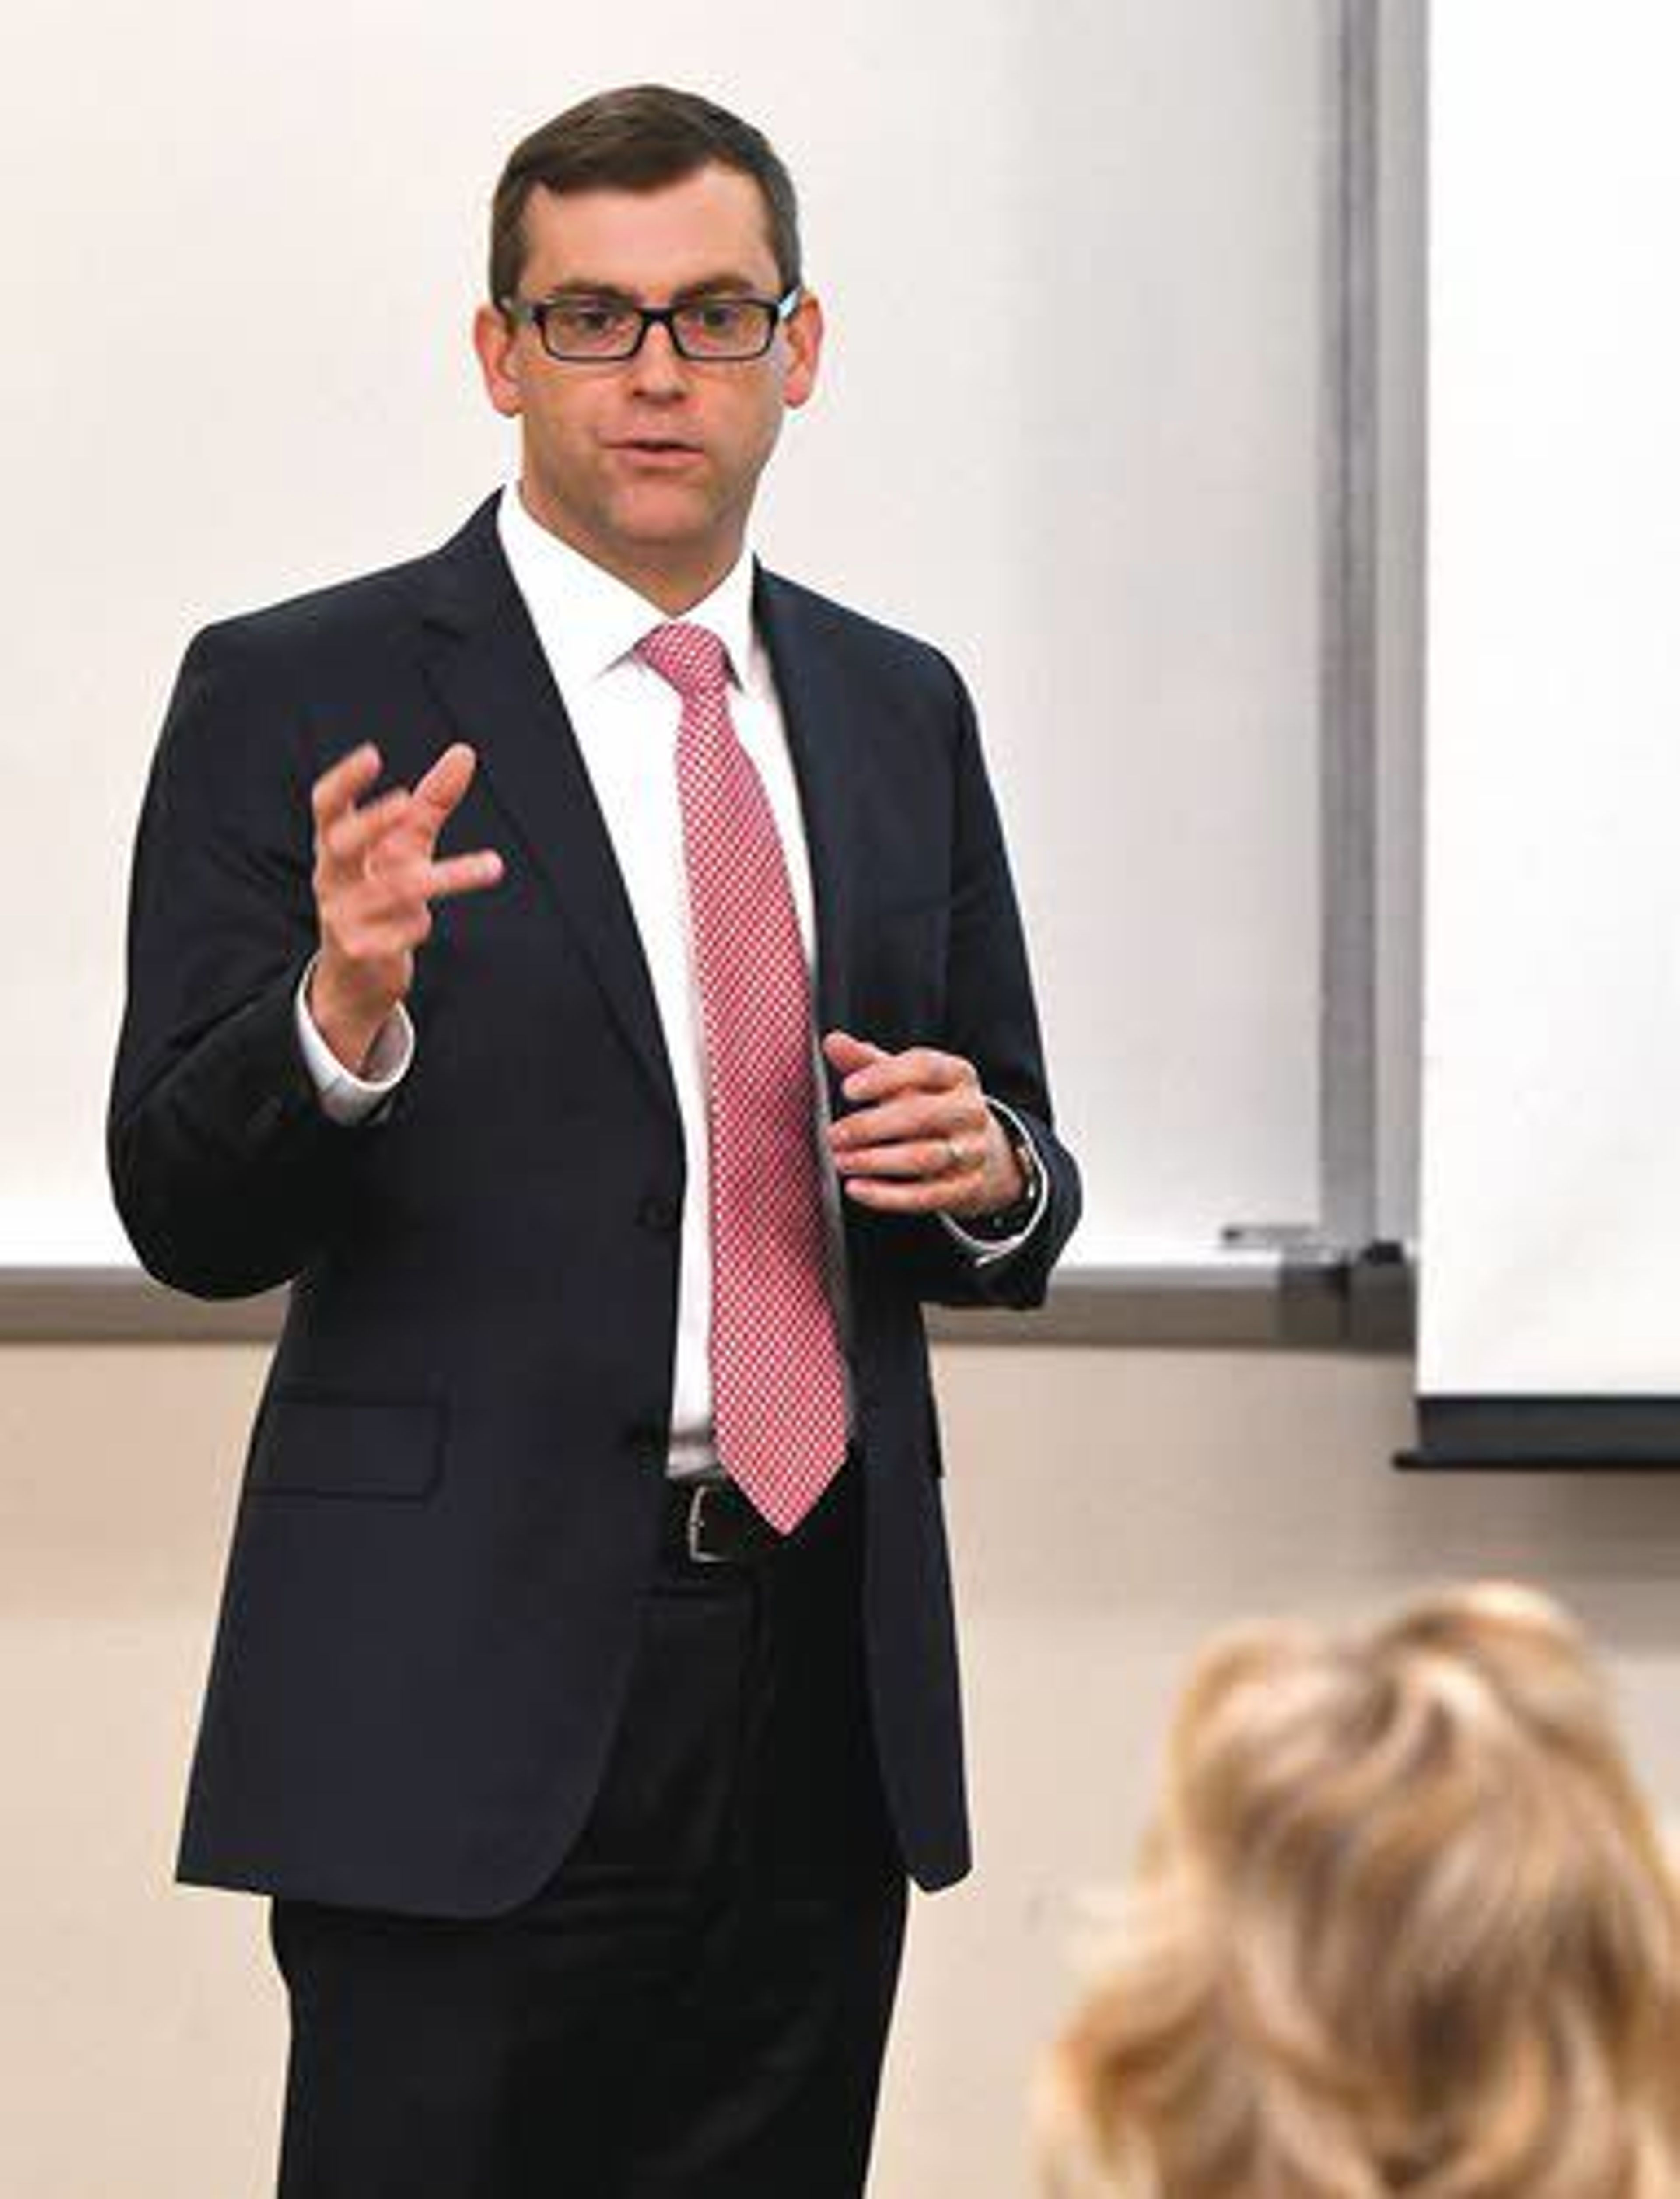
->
[5, 0, 1328, 1265]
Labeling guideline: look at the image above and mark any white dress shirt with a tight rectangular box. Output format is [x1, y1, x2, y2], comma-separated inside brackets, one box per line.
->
[296, 483, 1045, 1474]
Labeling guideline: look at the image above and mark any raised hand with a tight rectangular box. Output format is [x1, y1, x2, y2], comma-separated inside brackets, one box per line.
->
[308, 741, 503, 1072]
[823, 1029, 1025, 1220]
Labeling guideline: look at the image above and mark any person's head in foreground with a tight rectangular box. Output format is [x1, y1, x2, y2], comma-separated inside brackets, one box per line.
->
[1040, 1582, 1680, 2198]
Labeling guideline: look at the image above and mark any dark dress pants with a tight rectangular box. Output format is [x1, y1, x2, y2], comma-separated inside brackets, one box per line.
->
[268, 1470, 908, 2199]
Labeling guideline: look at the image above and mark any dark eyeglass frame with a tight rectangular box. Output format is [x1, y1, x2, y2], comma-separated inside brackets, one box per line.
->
[500, 286, 803, 364]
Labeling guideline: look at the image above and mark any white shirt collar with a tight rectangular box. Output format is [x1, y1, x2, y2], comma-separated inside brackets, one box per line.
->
[496, 479, 756, 691]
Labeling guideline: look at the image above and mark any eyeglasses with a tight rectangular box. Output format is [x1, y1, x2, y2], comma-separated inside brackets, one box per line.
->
[501, 287, 802, 364]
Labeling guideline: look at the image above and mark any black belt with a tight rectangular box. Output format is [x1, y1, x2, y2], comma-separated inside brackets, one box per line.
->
[661, 1478, 784, 1567]
[660, 1464, 858, 1568]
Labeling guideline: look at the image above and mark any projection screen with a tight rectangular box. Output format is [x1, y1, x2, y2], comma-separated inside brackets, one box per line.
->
[1415, 2, 1680, 1462]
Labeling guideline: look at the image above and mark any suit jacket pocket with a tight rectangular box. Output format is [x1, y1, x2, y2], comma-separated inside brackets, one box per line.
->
[248, 1391, 447, 1501]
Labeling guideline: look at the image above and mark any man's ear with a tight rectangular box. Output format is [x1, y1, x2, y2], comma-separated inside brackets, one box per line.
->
[472, 303, 524, 420]
[781, 290, 824, 412]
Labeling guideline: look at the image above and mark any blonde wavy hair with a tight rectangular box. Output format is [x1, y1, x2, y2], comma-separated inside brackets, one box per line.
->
[1040, 1583, 1680, 2198]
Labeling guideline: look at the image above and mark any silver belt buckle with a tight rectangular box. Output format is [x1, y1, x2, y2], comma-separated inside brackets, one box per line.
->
[685, 1484, 729, 1565]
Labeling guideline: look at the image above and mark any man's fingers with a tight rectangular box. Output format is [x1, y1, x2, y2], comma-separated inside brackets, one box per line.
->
[823, 1031, 996, 1207]
[841, 1174, 980, 1215]
[310, 742, 383, 832]
[313, 743, 500, 896]
[329, 848, 502, 944]
[423, 847, 503, 900]
[406, 743, 480, 848]
[831, 1092, 974, 1152]
[321, 787, 412, 870]
[822, 1029, 887, 1078]
[364, 849, 502, 906]
[311, 743, 477, 857]
[832, 1044, 967, 1106]
[833, 1139, 983, 1182]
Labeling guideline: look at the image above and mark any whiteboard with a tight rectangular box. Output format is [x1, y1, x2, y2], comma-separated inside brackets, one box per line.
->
[1420, 0, 1680, 1408]
[2, 0, 1330, 1273]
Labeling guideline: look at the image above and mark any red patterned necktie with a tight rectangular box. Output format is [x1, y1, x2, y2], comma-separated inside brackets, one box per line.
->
[636, 621, 848, 1533]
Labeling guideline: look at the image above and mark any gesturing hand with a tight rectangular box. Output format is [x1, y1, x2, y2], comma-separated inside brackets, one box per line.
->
[308, 741, 503, 1073]
[823, 1030, 1026, 1220]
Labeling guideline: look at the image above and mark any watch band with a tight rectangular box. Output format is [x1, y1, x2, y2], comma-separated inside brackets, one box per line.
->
[970, 1109, 1042, 1237]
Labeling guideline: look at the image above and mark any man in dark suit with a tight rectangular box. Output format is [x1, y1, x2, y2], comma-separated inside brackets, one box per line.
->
[110, 84, 1078, 2199]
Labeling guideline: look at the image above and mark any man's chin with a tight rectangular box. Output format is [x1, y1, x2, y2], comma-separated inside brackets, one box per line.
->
[607, 483, 717, 539]
[527, 479, 742, 592]
[600, 495, 742, 574]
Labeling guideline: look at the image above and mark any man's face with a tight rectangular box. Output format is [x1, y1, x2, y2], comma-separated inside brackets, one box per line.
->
[474, 163, 822, 606]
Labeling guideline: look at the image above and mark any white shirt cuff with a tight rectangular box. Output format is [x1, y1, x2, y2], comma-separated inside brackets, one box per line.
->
[939, 1096, 1050, 1267]
[294, 957, 414, 1126]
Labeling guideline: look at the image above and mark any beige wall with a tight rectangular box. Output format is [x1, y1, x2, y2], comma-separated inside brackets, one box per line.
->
[8, 1340, 1680, 2195]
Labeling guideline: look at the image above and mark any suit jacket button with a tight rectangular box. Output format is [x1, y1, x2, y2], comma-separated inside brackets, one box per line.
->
[637, 1195, 680, 1234]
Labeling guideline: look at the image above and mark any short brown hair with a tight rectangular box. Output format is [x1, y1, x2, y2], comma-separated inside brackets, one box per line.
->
[489, 85, 802, 311]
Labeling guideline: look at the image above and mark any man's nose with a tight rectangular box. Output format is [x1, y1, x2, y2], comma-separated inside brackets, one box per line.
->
[626, 318, 689, 397]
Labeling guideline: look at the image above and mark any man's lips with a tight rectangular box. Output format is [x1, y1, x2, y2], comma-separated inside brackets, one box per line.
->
[609, 437, 704, 462]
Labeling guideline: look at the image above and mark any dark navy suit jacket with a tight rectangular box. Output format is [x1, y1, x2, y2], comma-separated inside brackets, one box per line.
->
[108, 494, 1081, 1915]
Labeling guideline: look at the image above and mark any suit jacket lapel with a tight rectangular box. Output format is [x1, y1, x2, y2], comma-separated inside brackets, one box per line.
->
[754, 564, 858, 1047]
[415, 498, 680, 1127]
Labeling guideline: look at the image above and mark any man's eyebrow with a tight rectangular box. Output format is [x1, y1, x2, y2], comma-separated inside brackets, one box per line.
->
[536, 272, 774, 302]
[671, 273, 774, 298]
